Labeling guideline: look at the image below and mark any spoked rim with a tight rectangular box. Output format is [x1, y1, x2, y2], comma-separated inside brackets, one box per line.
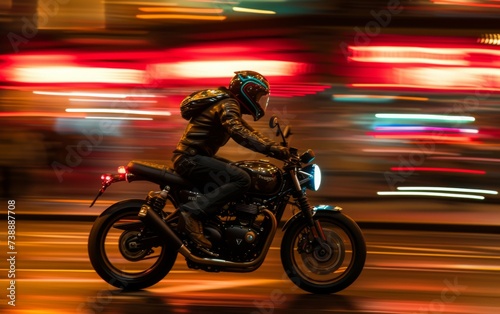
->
[290, 220, 356, 285]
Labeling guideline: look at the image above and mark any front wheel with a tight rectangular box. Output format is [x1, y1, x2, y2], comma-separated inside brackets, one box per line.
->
[281, 211, 366, 294]
[88, 199, 178, 290]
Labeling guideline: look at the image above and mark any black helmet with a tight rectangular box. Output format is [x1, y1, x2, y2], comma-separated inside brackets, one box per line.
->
[228, 70, 270, 121]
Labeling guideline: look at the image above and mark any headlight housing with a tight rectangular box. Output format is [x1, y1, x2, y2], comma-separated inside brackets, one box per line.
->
[301, 164, 322, 191]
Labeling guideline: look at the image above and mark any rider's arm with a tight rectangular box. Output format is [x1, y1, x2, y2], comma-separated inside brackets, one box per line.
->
[218, 100, 277, 153]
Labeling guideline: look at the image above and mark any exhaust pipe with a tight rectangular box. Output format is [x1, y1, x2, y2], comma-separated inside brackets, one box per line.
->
[138, 204, 184, 251]
[138, 205, 277, 270]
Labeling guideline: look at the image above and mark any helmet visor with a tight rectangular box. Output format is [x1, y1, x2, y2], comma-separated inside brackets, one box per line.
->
[257, 93, 270, 112]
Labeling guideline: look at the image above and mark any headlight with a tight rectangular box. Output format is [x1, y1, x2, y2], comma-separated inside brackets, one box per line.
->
[301, 164, 322, 191]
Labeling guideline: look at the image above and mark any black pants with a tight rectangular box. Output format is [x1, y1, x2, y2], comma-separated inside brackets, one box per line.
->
[174, 155, 251, 218]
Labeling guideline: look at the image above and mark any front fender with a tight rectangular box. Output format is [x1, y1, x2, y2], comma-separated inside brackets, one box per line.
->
[282, 204, 343, 231]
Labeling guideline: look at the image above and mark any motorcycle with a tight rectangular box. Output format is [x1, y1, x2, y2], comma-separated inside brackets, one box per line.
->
[88, 116, 366, 294]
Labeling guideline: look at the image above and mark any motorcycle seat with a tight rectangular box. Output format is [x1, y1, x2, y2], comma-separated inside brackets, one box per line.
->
[126, 160, 192, 188]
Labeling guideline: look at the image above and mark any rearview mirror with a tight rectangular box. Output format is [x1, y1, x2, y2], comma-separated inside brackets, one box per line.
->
[269, 116, 279, 128]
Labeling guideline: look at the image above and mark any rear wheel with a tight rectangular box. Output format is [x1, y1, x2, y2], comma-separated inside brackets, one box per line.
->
[281, 211, 366, 294]
[88, 199, 178, 290]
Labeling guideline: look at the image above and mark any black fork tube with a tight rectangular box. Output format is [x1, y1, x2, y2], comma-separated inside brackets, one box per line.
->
[289, 168, 327, 241]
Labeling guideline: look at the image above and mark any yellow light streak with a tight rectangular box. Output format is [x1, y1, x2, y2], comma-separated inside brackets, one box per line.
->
[136, 14, 227, 20]
[139, 7, 224, 14]
[232, 6, 276, 14]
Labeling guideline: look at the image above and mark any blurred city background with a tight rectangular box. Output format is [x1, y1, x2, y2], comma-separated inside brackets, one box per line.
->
[1, 0, 499, 208]
[2, 1, 500, 313]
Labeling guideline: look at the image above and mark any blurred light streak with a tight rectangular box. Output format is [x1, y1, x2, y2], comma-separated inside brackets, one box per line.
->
[399, 67, 500, 89]
[377, 191, 485, 200]
[431, 0, 500, 8]
[397, 186, 498, 194]
[233, 7, 276, 14]
[66, 108, 171, 116]
[333, 94, 428, 102]
[362, 149, 460, 156]
[348, 46, 468, 66]
[390, 167, 486, 174]
[350, 83, 500, 92]
[139, 7, 224, 14]
[368, 133, 472, 142]
[271, 84, 330, 97]
[85, 116, 153, 121]
[374, 126, 478, 133]
[12, 67, 145, 84]
[34, 91, 158, 98]
[429, 156, 500, 162]
[151, 60, 303, 78]
[69, 98, 157, 103]
[105, 1, 177, 5]
[0, 112, 84, 118]
[136, 14, 227, 20]
[375, 113, 475, 122]
[478, 33, 500, 45]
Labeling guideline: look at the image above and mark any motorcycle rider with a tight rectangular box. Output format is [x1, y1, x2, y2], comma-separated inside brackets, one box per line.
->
[172, 70, 290, 249]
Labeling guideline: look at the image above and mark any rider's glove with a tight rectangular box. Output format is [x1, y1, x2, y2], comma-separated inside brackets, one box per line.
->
[268, 145, 290, 161]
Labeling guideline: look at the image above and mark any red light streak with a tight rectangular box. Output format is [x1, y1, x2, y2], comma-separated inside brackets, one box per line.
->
[390, 167, 486, 175]
[432, 0, 500, 8]
[348, 46, 468, 66]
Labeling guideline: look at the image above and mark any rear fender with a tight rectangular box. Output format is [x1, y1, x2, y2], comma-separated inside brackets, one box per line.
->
[282, 205, 343, 231]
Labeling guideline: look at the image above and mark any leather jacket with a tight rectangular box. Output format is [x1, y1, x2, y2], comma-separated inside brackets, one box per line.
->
[172, 89, 277, 163]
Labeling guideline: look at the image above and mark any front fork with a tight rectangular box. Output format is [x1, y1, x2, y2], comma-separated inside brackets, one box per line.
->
[289, 168, 327, 242]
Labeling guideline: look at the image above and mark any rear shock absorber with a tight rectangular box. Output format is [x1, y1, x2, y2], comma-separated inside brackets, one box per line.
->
[141, 187, 170, 217]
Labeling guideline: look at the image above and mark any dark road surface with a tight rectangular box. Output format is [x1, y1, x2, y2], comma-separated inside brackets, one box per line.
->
[2, 217, 500, 314]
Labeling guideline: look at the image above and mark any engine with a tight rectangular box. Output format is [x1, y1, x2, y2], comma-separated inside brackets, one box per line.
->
[201, 202, 266, 262]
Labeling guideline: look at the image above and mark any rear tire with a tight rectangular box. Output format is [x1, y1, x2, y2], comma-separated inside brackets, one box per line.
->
[88, 199, 177, 290]
[281, 211, 366, 294]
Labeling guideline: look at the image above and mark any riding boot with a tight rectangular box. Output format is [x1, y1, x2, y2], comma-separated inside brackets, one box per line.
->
[179, 211, 212, 249]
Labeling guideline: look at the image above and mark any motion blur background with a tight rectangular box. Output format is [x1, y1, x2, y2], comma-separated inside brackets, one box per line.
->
[1, 0, 499, 207]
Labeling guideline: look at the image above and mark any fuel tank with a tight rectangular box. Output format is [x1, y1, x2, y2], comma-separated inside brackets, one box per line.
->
[233, 160, 283, 195]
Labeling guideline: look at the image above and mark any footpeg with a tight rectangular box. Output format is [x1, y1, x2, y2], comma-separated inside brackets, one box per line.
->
[198, 246, 219, 258]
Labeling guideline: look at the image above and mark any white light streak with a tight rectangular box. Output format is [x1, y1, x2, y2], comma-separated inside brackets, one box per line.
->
[397, 186, 498, 195]
[66, 108, 171, 116]
[34, 91, 158, 98]
[375, 113, 475, 122]
[377, 191, 485, 200]
[84, 116, 153, 121]
[14, 66, 144, 84]
[69, 98, 157, 104]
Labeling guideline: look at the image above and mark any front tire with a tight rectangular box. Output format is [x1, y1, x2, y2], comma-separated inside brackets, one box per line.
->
[281, 211, 366, 294]
[88, 199, 178, 290]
